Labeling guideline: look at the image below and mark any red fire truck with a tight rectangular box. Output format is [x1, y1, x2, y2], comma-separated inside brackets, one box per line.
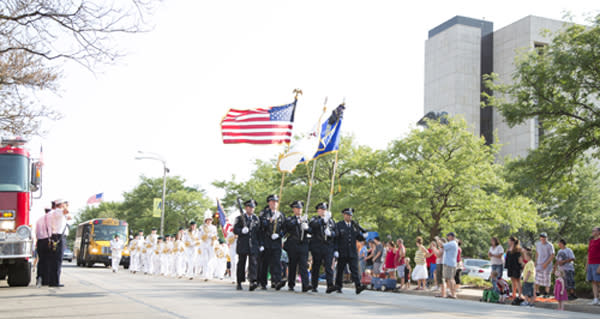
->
[0, 138, 42, 286]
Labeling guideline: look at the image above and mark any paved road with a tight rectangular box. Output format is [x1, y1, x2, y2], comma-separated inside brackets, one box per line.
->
[1, 263, 597, 319]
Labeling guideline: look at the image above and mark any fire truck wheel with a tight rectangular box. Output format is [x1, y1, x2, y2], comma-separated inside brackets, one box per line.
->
[7, 262, 31, 287]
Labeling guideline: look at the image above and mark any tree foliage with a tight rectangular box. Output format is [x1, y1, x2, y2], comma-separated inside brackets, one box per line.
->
[0, 0, 156, 135]
[485, 15, 600, 185]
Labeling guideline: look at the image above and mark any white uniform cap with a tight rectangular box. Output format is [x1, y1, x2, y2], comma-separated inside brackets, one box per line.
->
[204, 209, 213, 221]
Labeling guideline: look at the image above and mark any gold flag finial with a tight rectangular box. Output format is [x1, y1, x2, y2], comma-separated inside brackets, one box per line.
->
[293, 88, 303, 100]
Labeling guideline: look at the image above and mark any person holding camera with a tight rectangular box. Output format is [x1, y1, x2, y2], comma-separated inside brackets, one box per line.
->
[48, 199, 71, 287]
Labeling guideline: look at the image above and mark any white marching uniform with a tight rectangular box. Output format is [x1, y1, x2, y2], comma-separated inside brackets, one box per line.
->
[128, 238, 140, 272]
[174, 238, 186, 277]
[227, 233, 238, 282]
[199, 223, 217, 278]
[153, 241, 163, 275]
[210, 243, 228, 279]
[110, 238, 124, 272]
[159, 241, 170, 276]
[144, 234, 158, 274]
[184, 229, 200, 278]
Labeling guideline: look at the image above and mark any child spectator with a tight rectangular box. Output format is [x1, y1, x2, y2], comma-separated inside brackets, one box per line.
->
[403, 257, 412, 290]
[384, 241, 397, 279]
[521, 248, 535, 307]
[555, 239, 577, 300]
[427, 241, 438, 289]
[497, 274, 510, 303]
[554, 268, 568, 311]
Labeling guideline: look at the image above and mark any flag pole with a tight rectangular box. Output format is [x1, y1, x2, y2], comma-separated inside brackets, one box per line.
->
[304, 97, 328, 216]
[278, 88, 303, 207]
[327, 150, 339, 211]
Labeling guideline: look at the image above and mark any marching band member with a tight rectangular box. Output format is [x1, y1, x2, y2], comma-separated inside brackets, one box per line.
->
[175, 228, 186, 278]
[144, 228, 158, 275]
[184, 221, 199, 279]
[160, 234, 171, 276]
[128, 233, 140, 273]
[135, 231, 145, 272]
[212, 239, 228, 280]
[153, 236, 163, 275]
[233, 199, 261, 291]
[199, 210, 217, 280]
[110, 234, 125, 273]
[334, 208, 367, 295]
[309, 202, 337, 293]
[283, 200, 311, 292]
[258, 194, 286, 290]
[226, 218, 238, 283]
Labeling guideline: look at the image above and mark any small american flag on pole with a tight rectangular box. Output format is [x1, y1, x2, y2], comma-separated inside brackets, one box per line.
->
[220, 101, 297, 144]
[87, 193, 104, 205]
[216, 199, 232, 238]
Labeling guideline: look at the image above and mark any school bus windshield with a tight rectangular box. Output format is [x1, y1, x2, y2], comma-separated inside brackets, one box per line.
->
[93, 225, 127, 241]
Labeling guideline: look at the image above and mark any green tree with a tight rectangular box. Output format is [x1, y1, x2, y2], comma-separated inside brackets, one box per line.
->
[365, 118, 538, 256]
[484, 15, 600, 185]
[120, 176, 213, 236]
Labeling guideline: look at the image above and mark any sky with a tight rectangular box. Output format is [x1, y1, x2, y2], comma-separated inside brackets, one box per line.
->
[27, 0, 598, 222]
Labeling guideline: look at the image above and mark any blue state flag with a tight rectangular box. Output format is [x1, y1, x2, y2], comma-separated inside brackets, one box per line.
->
[303, 104, 345, 162]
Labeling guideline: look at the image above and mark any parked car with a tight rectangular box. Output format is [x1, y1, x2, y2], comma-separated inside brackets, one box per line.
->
[463, 258, 507, 280]
[63, 247, 73, 262]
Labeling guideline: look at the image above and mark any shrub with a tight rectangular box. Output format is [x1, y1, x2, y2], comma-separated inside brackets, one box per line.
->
[462, 275, 492, 289]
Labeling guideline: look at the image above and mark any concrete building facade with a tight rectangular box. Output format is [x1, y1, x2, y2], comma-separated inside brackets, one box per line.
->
[424, 15, 566, 159]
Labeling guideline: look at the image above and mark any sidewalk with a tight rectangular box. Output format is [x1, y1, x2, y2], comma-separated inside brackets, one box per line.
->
[389, 285, 600, 315]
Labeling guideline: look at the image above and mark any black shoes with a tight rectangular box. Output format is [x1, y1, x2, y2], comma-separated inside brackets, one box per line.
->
[275, 281, 285, 291]
[326, 286, 336, 294]
[355, 285, 366, 295]
[311, 288, 318, 293]
[249, 282, 258, 291]
[260, 286, 267, 291]
[288, 287, 295, 292]
[302, 286, 311, 292]
[49, 284, 64, 287]
[236, 284, 243, 290]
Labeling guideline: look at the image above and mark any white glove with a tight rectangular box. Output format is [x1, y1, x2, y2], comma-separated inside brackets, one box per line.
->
[362, 232, 368, 239]
[334, 251, 339, 258]
[242, 227, 249, 234]
[324, 210, 332, 221]
[325, 228, 332, 237]
[271, 233, 279, 240]
[259, 246, 264, 252]
[301, 223, 309, 230]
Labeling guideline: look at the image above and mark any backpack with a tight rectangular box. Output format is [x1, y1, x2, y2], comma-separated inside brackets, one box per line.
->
[481, 289, 499, 303]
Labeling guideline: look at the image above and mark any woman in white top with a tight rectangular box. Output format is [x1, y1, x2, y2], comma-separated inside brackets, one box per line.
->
[488, 237, 504, 291]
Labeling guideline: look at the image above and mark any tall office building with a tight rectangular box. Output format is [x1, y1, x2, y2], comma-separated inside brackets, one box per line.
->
[424, 15, 566, 159]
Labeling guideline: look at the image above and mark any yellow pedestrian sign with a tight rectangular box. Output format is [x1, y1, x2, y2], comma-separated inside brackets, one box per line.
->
[153, 198, 162, 217]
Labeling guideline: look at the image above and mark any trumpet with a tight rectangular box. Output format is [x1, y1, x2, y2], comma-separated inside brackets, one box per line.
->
[184, 242, 191, 247]
[201, 234, 208, 241]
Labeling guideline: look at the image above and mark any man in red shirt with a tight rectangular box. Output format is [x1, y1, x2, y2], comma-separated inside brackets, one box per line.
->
[587, 226, 600, 305]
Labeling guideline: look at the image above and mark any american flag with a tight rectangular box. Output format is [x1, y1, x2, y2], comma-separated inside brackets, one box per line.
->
[221, 101, 297, 144]
[216, 199, 232, 237]
[87, 193, 104, 205]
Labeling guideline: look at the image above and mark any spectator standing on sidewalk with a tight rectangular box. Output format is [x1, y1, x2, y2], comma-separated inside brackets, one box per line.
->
[396, 238, 406, 288]
[506, 236, 523, 303]
[358, 240, 368, 275]
[370, 237, 384, 276]
[555, 239, 577, 300]
[488, 237, 505, 295]
[436, 232, 458, 299]
[383, 241, 397, 279]
[426, 241, 437, 289]
[587, 226, 600, 305]
[433, 237, 446, 291]
[521, 248, 535, 307]
[535, 232, 555, 299]
[455, 240, 463, 291]
[413, 236, 430, 290]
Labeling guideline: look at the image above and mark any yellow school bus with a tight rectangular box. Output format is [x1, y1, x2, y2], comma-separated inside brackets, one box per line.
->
[73, 218, 130, 268]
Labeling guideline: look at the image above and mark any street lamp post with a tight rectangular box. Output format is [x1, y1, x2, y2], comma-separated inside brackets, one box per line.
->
[135, 151, 169, 237]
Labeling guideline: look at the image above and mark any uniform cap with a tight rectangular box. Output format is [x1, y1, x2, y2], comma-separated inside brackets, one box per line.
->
[342, 208, 354, 216]
[539, 232, 548, 238]
[290, 200, 304, 209]
[178, 226, 185, 231]
[157, 236, 163, 240]
[244, 199, 257, 208]
[151, 227, 157, 231]
[54, 198, 66, 205]
[189, 221, 196, 225]
[447, 232, 456, 237]
[204, 209, 213, 220]
[267, 194, 279, 202]
[316, 202, 328, 210]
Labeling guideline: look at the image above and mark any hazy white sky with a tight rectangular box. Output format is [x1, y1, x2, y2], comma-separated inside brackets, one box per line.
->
[28, 0, 597, 222]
